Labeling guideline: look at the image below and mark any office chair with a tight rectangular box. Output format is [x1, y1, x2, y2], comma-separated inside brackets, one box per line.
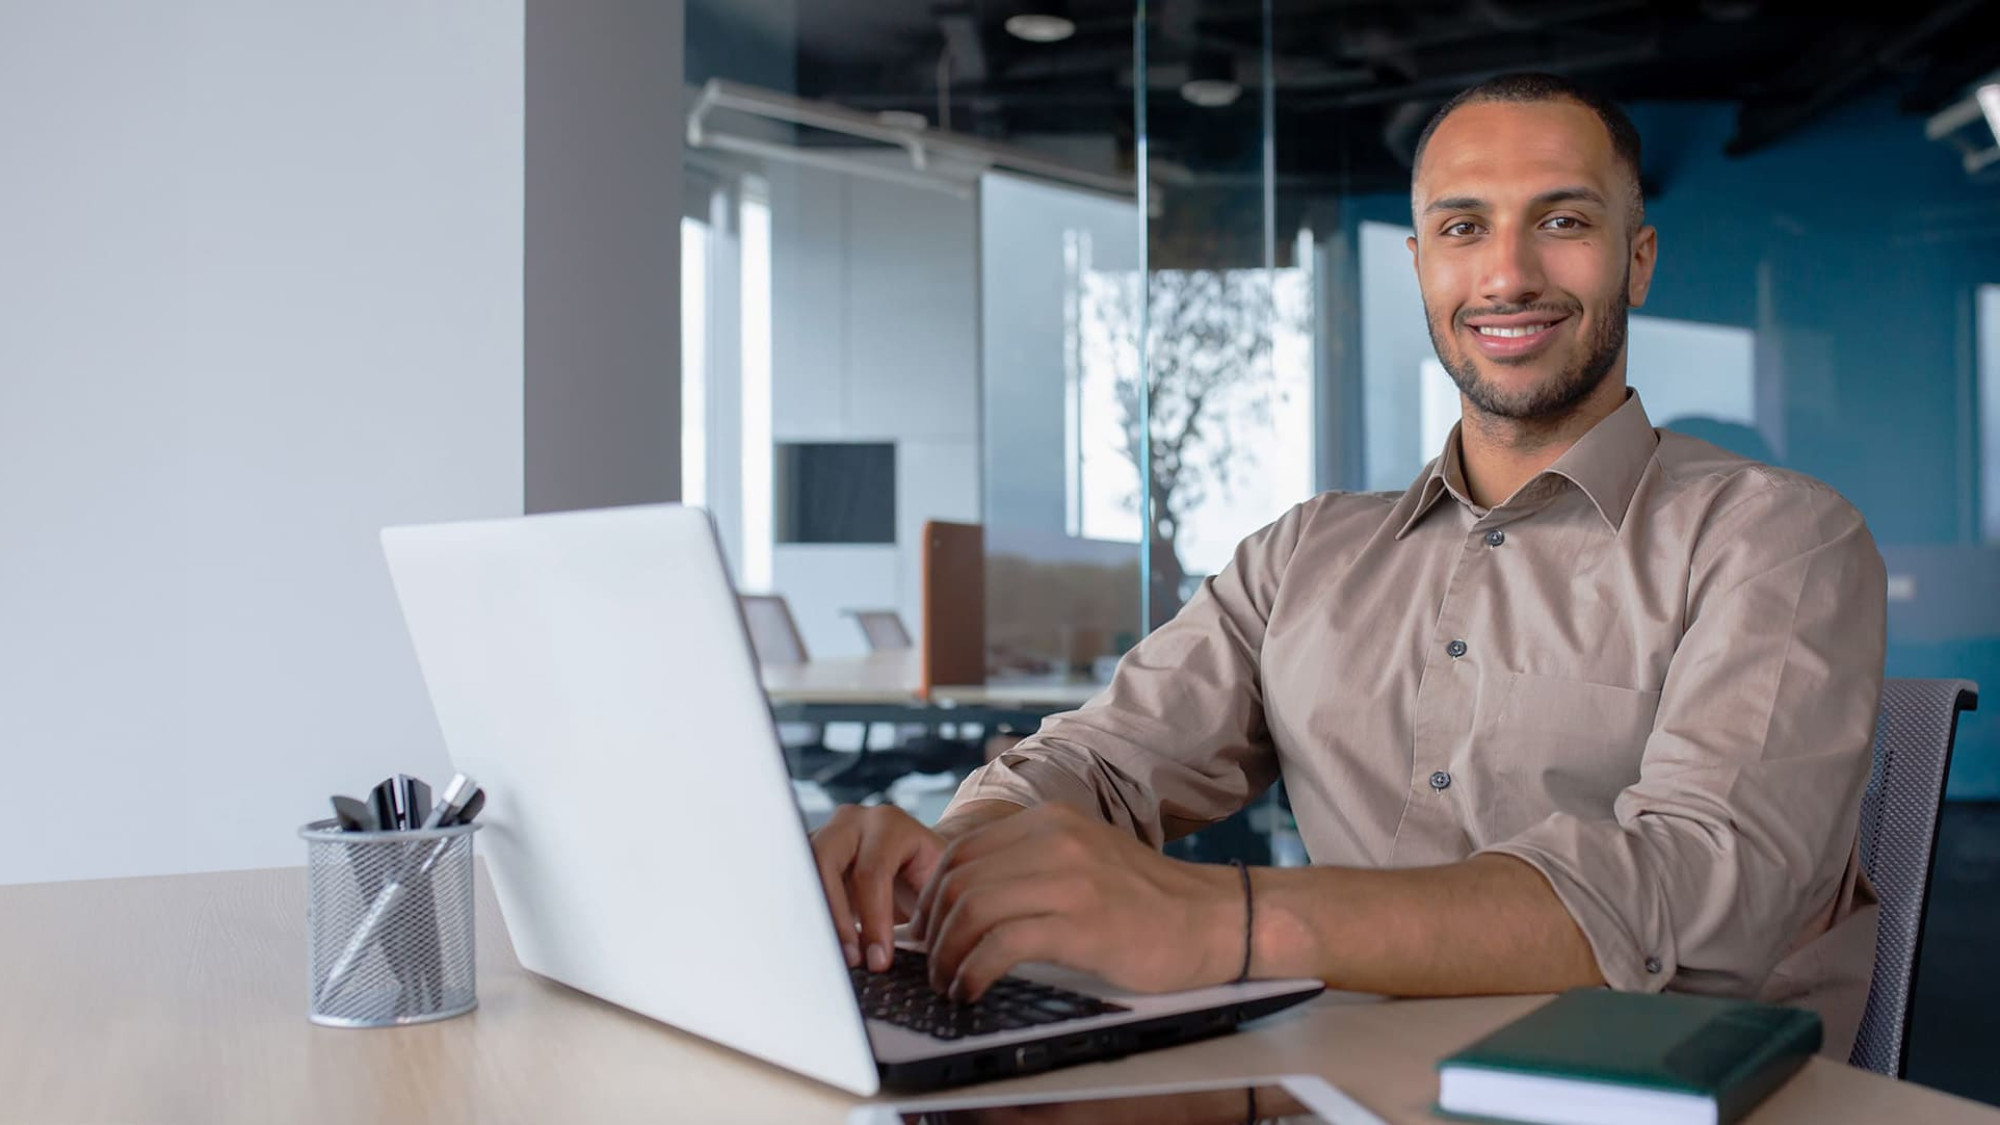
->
[846, 608, 913, 652]
[738, 593, 810, 667]
[1849, 677, 1978, 1077]
[738, 593, 847, 777]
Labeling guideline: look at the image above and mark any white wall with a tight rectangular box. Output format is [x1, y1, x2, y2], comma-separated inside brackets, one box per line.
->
[0, 2, 525, 883]
[765, 166, 982, 658]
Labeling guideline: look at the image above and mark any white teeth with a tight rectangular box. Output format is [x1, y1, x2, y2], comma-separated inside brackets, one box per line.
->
[1475, 323, 1552, 338]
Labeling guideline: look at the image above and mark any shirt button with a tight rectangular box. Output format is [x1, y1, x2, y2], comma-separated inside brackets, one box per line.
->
[1485, 529, 1506, 548]
[1446, 639, 1468, 658]
[1644, 956, 1663, 975]
[1429, 770, 1451, 791]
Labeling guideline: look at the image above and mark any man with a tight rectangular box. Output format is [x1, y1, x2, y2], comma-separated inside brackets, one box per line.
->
[811, 73, 1886, 1058]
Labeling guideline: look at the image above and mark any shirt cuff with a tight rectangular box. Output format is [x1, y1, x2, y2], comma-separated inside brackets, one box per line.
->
[1481, 831, 1679, 994]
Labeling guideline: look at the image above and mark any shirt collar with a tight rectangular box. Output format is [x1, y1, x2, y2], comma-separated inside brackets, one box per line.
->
[1394, 390, 1658, 540]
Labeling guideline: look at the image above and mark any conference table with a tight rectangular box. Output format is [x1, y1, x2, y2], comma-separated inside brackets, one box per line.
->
[762, 650, 1105, 778]
[761, 649, 1105, 711]
[4, 866, 1995, 1124]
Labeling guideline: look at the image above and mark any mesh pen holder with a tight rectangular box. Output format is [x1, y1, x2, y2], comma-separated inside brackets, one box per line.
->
[301, 818, 481, 1028]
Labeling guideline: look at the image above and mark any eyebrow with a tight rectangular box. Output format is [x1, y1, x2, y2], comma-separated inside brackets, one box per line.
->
[1422, 186, 1610, 216]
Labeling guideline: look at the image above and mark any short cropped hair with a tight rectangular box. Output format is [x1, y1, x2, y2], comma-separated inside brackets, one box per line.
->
[1411, 72, 1645, 231]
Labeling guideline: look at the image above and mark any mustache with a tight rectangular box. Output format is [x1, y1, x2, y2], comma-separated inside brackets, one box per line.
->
[1455, 302, 1579, 325]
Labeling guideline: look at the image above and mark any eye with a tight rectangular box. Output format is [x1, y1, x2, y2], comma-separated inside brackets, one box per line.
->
[1442, 220, 1481, 237]
[1544, 215, 1587, 231]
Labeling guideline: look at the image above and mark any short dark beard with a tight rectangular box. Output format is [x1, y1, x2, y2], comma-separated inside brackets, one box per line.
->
[1424, 274, 1630, 424]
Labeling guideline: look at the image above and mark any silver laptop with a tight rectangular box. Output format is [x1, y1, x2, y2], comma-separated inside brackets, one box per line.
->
[379, 503, 1324, 1096]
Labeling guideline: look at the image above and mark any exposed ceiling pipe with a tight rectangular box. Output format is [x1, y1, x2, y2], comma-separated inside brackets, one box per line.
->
[700, 132, 974, 198]
[1470, 0, 1647, 32]
[935, 5, 989, 85]
[687, 79, 1138, 198]
[937, 45, 953, 133]
[1725, 0, 1988, 156]
[1296, 38, 1659, 109]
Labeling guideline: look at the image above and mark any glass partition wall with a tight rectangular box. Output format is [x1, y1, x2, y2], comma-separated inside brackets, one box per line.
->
[1131, 0, 2000, 807]
[686, 1, 2000, 834]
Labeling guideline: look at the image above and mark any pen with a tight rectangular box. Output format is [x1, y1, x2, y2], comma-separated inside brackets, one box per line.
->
[318, 774, 478, 1005]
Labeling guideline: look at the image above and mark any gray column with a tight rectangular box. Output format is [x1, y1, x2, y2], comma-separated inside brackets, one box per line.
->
[525, 0, 683, 512]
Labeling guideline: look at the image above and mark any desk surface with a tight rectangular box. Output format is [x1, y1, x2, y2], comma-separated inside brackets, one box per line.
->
[3, 867, 1993, 1124]
[762, 651, 1103, 709]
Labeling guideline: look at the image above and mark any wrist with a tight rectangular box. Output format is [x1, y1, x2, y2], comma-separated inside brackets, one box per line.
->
[1193, 860, 1251, 988]
[1246, 866, 1329, 984]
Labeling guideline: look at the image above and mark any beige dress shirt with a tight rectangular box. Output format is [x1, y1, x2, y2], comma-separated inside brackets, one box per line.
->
[946, 392, 1887, 1058]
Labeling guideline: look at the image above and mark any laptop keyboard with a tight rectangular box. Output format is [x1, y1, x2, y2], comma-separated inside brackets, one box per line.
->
[851, 949, 1129, 1040]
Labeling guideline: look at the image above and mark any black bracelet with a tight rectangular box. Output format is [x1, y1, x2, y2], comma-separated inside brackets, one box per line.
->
[1232, 859, 1254, 983]
[1244, 1084, 1259, 1125]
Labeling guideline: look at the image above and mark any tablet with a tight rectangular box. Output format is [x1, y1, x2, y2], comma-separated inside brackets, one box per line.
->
[846, 1074, 1387, 1124]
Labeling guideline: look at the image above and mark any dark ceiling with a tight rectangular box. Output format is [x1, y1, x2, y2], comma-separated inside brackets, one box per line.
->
[711, 0, 2000, 197]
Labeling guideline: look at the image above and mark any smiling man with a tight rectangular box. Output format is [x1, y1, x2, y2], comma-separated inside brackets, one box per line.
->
[811, 73, 1888, 1058]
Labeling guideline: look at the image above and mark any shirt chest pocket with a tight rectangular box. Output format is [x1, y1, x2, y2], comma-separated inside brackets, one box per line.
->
[1474, 672, 1662, 832]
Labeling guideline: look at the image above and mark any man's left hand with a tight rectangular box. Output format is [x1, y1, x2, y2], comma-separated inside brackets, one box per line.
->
[908, 804, 1242, 1002]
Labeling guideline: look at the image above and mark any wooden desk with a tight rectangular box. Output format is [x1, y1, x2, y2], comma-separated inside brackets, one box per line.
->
[3, 868, 1993, 1125]
[761, 651, 923, 704]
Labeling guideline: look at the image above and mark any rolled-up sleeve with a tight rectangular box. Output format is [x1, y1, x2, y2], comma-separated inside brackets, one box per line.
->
[943, 503, 1311, 848]
[1482, 472, 1887, 996]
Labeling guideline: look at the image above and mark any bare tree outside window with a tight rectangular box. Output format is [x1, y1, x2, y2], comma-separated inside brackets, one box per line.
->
[1082, 268, 1307, 628]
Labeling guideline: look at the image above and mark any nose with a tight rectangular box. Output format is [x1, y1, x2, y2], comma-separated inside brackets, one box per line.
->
[1477, 223, 1547, 310]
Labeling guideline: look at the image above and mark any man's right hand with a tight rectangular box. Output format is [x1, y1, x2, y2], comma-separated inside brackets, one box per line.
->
[808, 800, 1019, 972]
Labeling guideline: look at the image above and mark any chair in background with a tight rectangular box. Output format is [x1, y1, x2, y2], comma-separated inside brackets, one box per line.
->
[845, 608, 912, 652]
[738, 593, 810, 667]
[738, 593, 845, 777]
[1849, 677, 1979, 1078]
[842, 607, 930, 764]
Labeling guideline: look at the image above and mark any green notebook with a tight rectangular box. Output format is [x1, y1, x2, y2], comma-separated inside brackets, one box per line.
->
[1435, 988, 1822, 1125]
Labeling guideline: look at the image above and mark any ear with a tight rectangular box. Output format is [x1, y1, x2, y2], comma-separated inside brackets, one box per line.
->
[1407, 233, 1419, 270]
[1627, 224, 1658, 308]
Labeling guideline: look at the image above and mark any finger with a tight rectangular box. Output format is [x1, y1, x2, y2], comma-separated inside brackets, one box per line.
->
[892, 827, 948, 927]
[854, 820, 927, 972]
[932, 803, 1079, 871]
[925, 864, 1078, 995]
[951, 917, 1068, 1003]
[912, 807, 1062, 935]
[810, 818, 864, 967]
[918, 841, 1079, 970]
[909, 834, 965, 943]
[912, 810, 1081, 940]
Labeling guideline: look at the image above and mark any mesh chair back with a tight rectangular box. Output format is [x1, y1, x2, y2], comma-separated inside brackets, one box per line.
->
[1849, 677, 1978, 1077]
[849, 609, 912, 652]
[738, 594, 809, 667]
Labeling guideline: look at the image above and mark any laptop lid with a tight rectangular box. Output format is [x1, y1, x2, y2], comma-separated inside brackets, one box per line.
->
[381, 503, 882, 1095]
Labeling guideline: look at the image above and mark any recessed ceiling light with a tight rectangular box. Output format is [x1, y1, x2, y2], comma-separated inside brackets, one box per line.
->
[1005, 13, 1076, 43]
[1181, 52, 1241, 108]
[1181, 79, 1242, 108]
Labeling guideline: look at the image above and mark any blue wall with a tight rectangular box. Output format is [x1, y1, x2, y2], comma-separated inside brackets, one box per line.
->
[1635, 96, 1997, 797]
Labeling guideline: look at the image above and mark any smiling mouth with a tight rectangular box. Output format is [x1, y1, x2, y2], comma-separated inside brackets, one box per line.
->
[1468, 316, 1568, 338]
[1459, 315, 1573, 359]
